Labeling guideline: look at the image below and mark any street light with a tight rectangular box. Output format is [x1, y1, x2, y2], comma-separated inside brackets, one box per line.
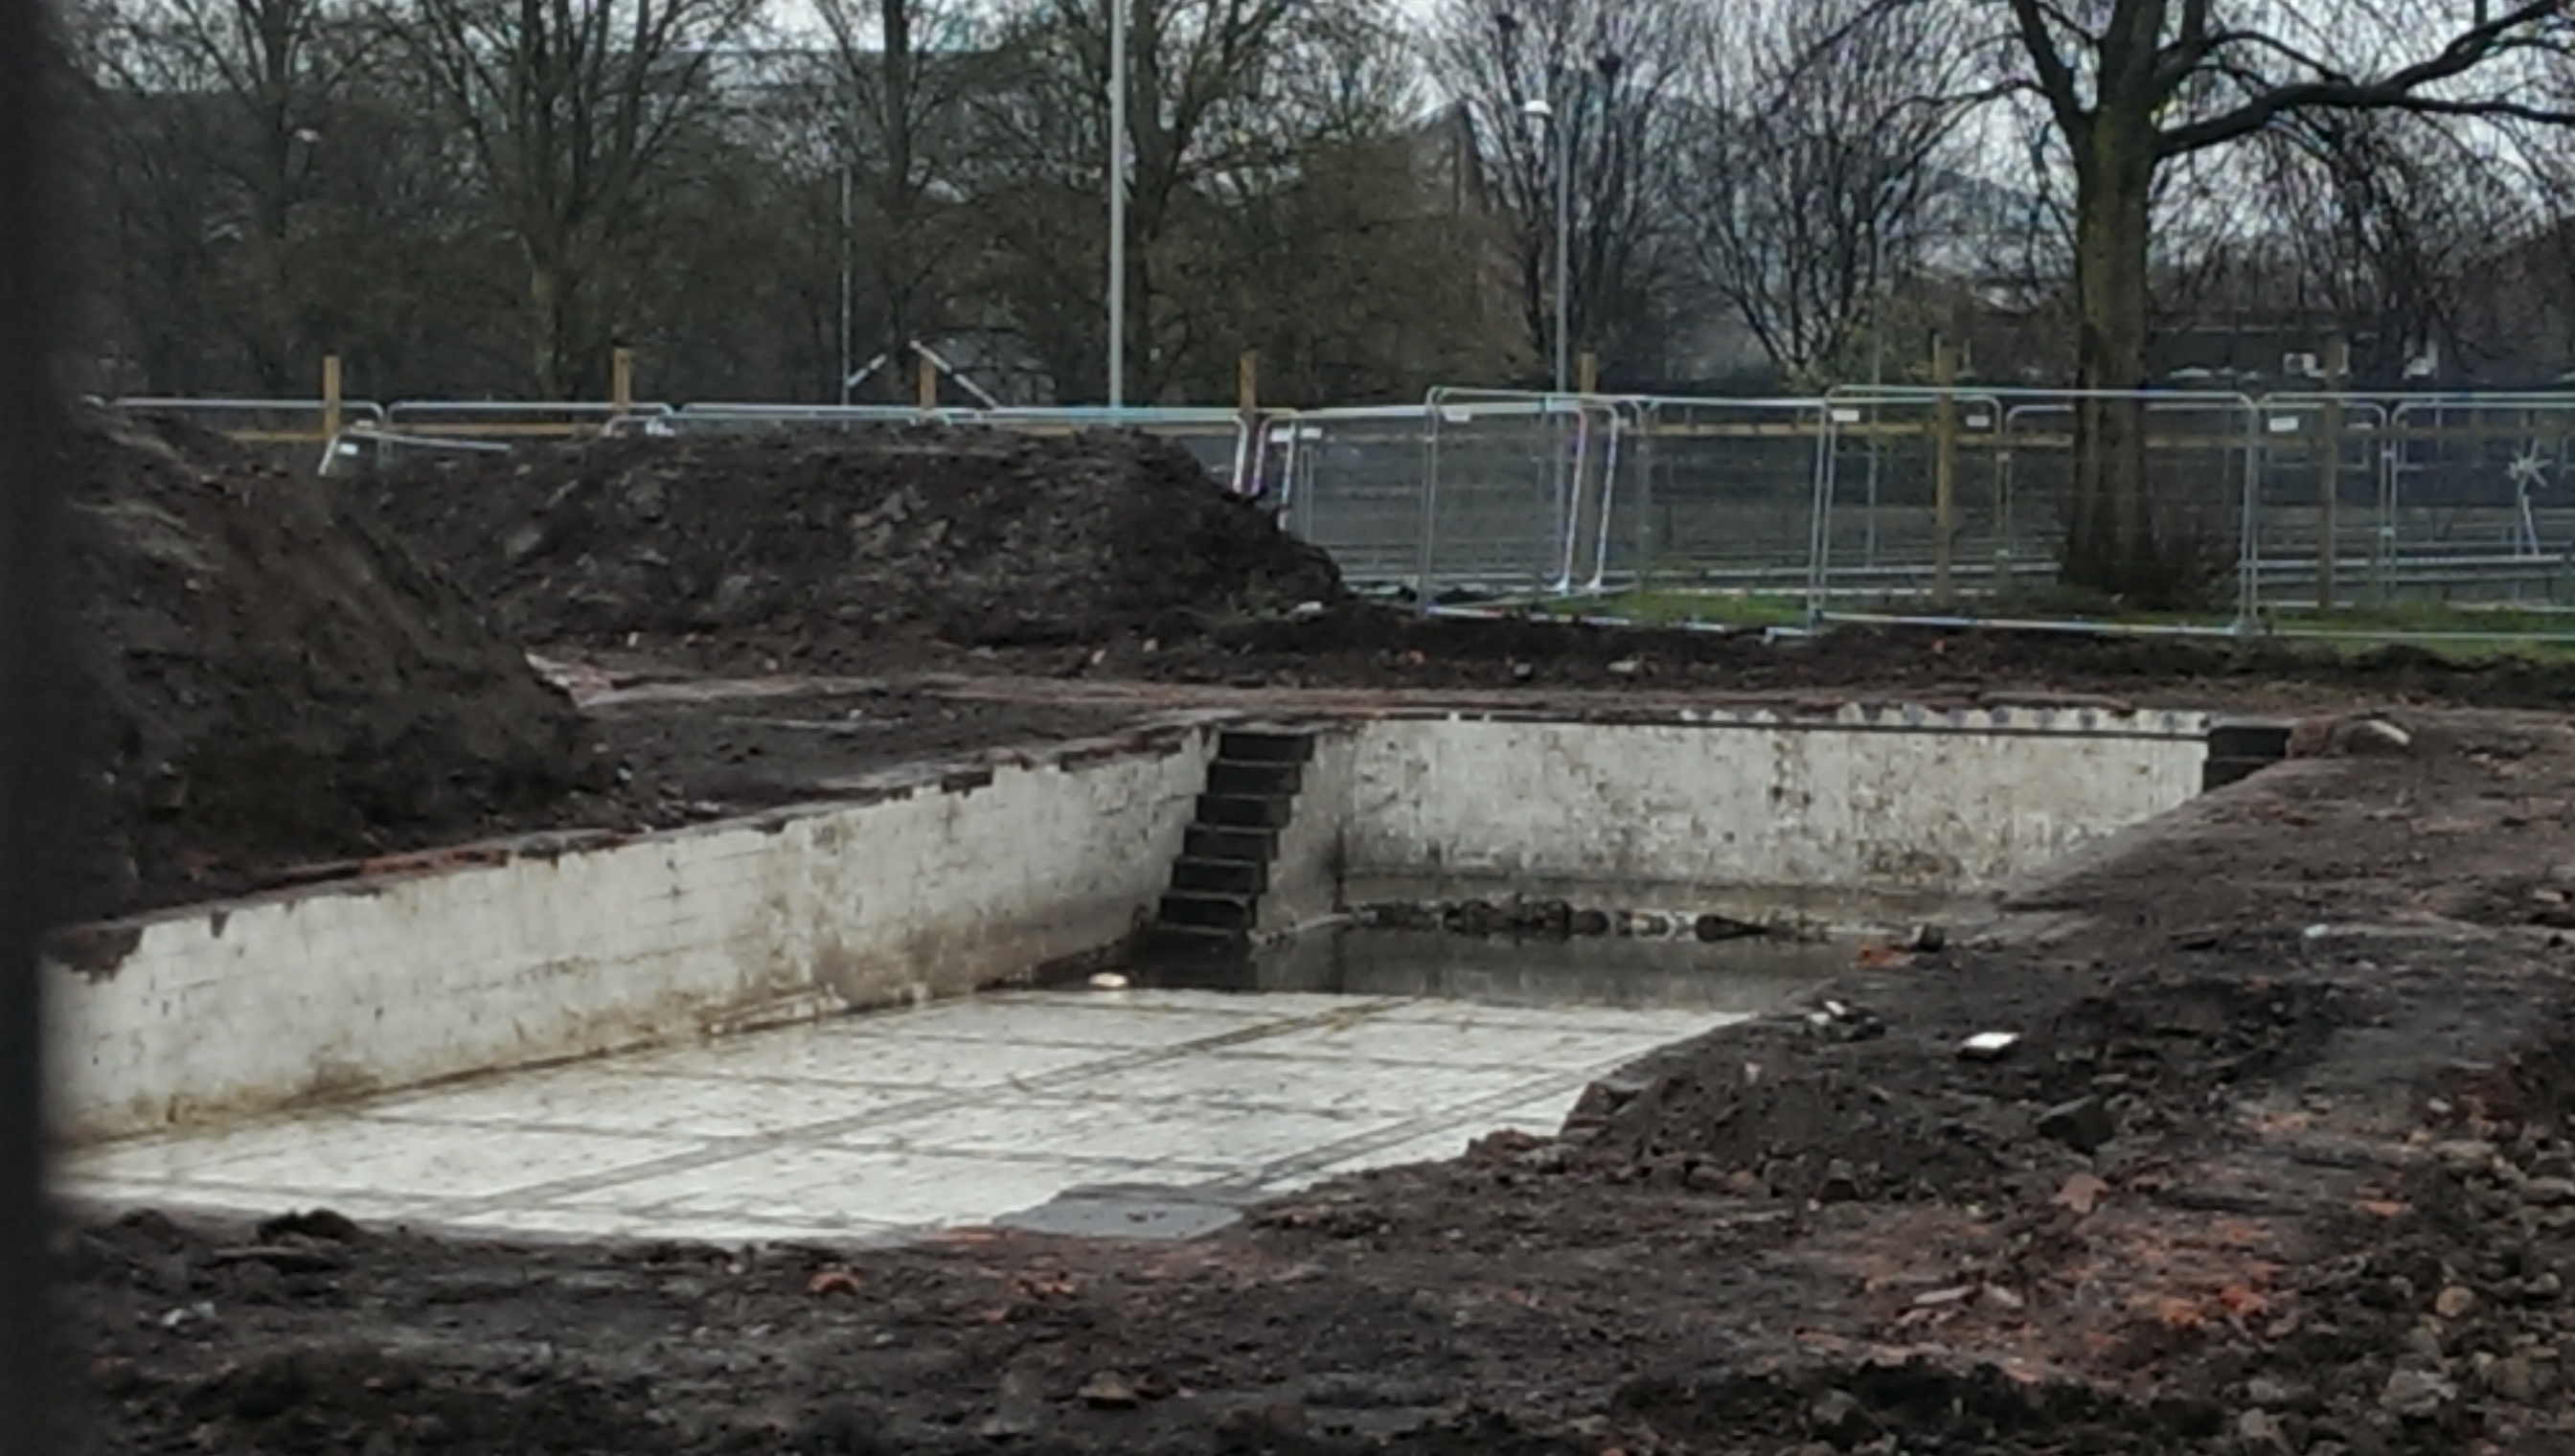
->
[1106, 0, 1128, 409]
[1519, 95, 1569, 396]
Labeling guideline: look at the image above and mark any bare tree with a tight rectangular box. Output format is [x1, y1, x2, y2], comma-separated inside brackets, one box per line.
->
[971, 0, 1423, 400]
[81, 0, 388, 388]
[391, 0, 764, 398]
[2245, 112, 2525, 387]
[1959, 0, 2573, 602]
[1676, 0, 1985, 386]
[1427, 0, 1696, 385]
[810, 0, 988, 398]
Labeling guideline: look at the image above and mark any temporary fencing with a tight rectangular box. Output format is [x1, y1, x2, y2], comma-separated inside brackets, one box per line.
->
[125, 381, 2575, 636]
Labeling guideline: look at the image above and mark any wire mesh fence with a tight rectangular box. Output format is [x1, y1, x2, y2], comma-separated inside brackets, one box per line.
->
[2381, 398, 2575, 609]
[1812, 391, 2263, 629]
[1617, 398, 1824, 598]
[1419, 392, 1621, 597]
[107, 379, 2575, 635]
[1262, 406, 1438, 588]
[2247, 396, 2391, 613]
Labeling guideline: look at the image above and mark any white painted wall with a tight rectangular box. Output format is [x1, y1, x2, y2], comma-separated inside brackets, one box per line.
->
[1338, 707, 2206, 917]
[50, 705, 2209, 1144]
[1255, 724, 1358, 937]
[52, 730, 1214, 1141]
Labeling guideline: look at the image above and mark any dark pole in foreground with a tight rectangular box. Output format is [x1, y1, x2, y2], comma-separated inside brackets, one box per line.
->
[0, 0, 68, 1445]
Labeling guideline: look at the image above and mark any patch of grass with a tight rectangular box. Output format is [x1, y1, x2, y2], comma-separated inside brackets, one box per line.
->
[1528, 581, 2575, 665]
[1537, 590, 1810, 629]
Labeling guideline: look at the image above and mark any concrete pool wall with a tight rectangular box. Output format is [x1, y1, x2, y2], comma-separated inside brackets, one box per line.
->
[1303, 706, 2211, 928]
[49, 724, 1219, 1141]
[48, 706, 2209, 1141]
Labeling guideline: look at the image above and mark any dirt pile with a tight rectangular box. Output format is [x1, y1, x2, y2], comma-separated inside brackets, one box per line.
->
[1558, 969, 2354, 1205]
[369, 429, 1342, 657]
[59, 410, 597, 919]
[1122, 602, 2575, 710]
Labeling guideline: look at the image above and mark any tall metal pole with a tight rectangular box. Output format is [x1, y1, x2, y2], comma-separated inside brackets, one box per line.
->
[1864, 221, 1886, 567]
[1106, 0, 1127, 409]
[837, 161, 854, 406]
[1552, 87, 1570, 396]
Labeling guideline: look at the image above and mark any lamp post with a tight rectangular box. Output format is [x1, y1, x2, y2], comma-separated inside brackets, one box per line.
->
[1106, 0, 1127, 409]
[838, 160, 854, 406]
[1519, 94, 1569, 395]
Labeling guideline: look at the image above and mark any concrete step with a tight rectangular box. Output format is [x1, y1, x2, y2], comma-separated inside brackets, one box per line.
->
[1207, 760, 1302, 798]
[2208, 718, 2294, 761]
[2202, 756, 2278, 792]
[1196, 793, 1293, 829]
[1185, 825, 1277, 862]
[1134, 922, 1251, 967]
[1171, 856, 1266, 896]
[1158, 891, 1260, 931]
[1217, 730, 1312, 764]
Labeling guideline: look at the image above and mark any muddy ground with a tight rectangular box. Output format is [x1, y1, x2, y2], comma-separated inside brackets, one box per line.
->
[67, 414, 2575, 919]
[57, 710, 2575, 1455]
[62, 421, 1324, 919]
[57, 412, 601, 922]
[366, 430, 1341, 652]
[57, 423, 2575, 1451]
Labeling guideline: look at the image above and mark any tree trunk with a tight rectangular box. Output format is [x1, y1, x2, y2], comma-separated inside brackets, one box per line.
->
[529, 260, 569, 400]
[2062, 134, 2159, 601]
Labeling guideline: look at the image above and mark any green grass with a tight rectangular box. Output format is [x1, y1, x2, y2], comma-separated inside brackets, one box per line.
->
[1532, 590, 1811, 629]
[1530, 585, 2575, 664]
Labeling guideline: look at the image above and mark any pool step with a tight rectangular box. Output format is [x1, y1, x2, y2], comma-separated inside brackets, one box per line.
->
[1135, 923, 1255, 972]
[1171, 857, 1266, 896]
[1142, 728, 1314, 968]
[1207, 760, 1303, 798]
[1158, 891, 1260, 930]
[2204, 717, 2294, 791]
[1185, 825, 1275, 861]
[1196, 792, 1294, 829]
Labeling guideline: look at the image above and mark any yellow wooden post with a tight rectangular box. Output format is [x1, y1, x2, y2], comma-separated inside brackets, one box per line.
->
[320, 353, 342, 440]
[1237, 350, 1258, 417]
[1932, 336, 1958, 609]
[2317, 336, 2350, 613]
[611, 348, 634, 416]
[917, 348, 939, 410]
[1578, 352, 1599, 396]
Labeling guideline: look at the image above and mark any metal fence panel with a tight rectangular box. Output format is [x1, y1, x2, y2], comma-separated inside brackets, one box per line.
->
[1620, 398, 1829, 597]
[2249, 397, 2392, 612]
[124, 382, 2575, 631]
[111, 396, 388, 441]
[2381, 398, 2575, 607]
[1422, 392, 1619, 597]
[386, 399, 673, 440]
[1263, 407, 1436, 589]
[1816, 389, 2260, 628]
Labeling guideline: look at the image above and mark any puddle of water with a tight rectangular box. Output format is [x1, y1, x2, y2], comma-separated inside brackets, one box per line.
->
[1105, 926, 1850, 1017]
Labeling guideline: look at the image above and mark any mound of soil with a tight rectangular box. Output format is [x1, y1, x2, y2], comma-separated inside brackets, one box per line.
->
[59, 411, 598, 920]
[1558, 970, 2355, 1206]
[1127, 602, 2575, 710]
[369, 430, 1343, 655]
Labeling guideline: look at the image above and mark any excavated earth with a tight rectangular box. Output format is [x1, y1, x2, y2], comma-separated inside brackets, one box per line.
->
[67, 417, 2575, 917]
[56, 411, 603, 922]
[54, 422, 2575, 1453]
[57, 710, 2575, 1455]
